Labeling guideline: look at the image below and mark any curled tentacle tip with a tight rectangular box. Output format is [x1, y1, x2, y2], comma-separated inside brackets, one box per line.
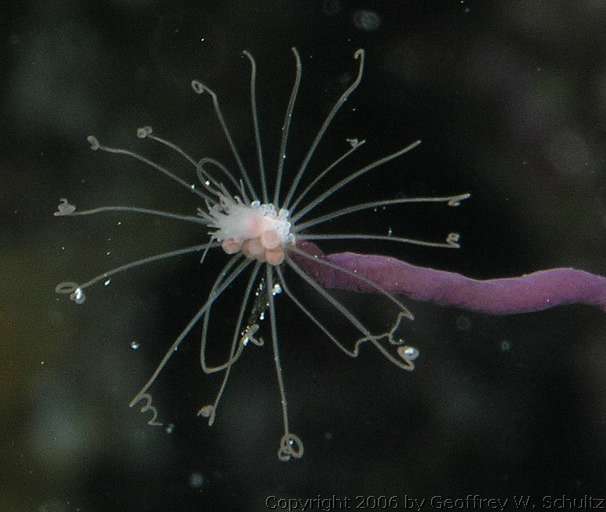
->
[448, 193, 472, 207]
[277, 432, 304, 462]
[87, 135, 100, 151]
[137, 126, 153, 139]
[354, 49, 365, 59]
[54, 198, 76, 216]
[446, 232, 461, 247]
[197, 404, 214, 420]
[191, 80, 205, 94]
[55, 281, 80, 295]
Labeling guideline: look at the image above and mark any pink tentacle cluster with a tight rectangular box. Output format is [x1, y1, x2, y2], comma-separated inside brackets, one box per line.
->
[221, 231, 286, 265]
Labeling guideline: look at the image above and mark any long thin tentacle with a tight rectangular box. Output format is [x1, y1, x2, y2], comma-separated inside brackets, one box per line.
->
[282, 49, 366, 210]
[243, 51, 268, 203]
[274, 48, 302, 207]
[295, 193, 471, 231]
[297, 232, 462, 249]
[289, 139, 366, 213]
[199, 261, 260, 375]
[197, 157, 244, 200]
[286, 256, 413, 372]
[54, 201, 207, 226]
[190, 81, 258, 200]
[55, 242, 219, 302]
[136, 126, 198, 167]
[276, 266, 356, 357]
[128, 256, 250, 411]
[86, 135, 209, 201]
[292, 140, 422, 222]
[200, 262, 262, 426]
[267, 265, 304, 461]
[289, 246, 414, 319]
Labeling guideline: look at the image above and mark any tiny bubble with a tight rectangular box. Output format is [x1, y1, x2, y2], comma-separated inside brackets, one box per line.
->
[40, 361, 45, 366]
[501, 340, 512, 352]
[70, 288, 86, 305]
[165, 423, 175, 434]
[272, 284, 282, 296]
[130, 340, 140, 351]
[104, 279, 111, 286]
[105, 250, 112, 256]
[117, 221, 122, 226]
[402, 345, 420, 360]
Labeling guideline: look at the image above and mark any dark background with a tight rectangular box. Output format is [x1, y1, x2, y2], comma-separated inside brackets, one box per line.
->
[4, 1, 606, 511]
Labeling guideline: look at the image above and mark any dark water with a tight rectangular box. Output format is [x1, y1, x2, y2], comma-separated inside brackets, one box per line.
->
[5, 1, 606, 511]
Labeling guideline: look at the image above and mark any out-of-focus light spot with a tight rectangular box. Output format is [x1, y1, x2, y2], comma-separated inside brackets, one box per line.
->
[189, 471, 205, 489]
[352, 9, 381, 31]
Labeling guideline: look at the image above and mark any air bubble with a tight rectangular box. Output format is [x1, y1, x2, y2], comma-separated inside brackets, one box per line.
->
[130, 340, 140, 351]
[272, 284, 283, 296]
[70, 288, 86, 305]
[400, 345, 420, 361]
[165, 423, 175, 434]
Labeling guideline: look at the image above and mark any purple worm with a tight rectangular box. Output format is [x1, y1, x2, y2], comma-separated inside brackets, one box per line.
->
[293, 241, 606, 315]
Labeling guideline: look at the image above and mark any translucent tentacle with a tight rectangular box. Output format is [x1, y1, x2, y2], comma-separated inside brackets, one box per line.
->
[267, 265, 304, 461]
[243, 50, 268, 203]
[86, 135, 209, 201]
[292, 140, 422, 222]
[128, 256, 250, 417]
[199, 262, 262, 426]
[190, 80, 258, 200]
[295, 193, 471, 232]
[282, 49, 366, 209]
[297, 232, 462, 249]
[289, 138, 366, 213]
[274, 47, 302, 206]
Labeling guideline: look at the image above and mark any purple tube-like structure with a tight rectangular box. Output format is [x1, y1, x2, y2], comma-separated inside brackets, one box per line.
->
[294, 241, 606, 315]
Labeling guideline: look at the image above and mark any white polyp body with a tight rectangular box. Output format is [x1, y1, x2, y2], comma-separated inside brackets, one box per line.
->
[206, 194, 295, 265]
